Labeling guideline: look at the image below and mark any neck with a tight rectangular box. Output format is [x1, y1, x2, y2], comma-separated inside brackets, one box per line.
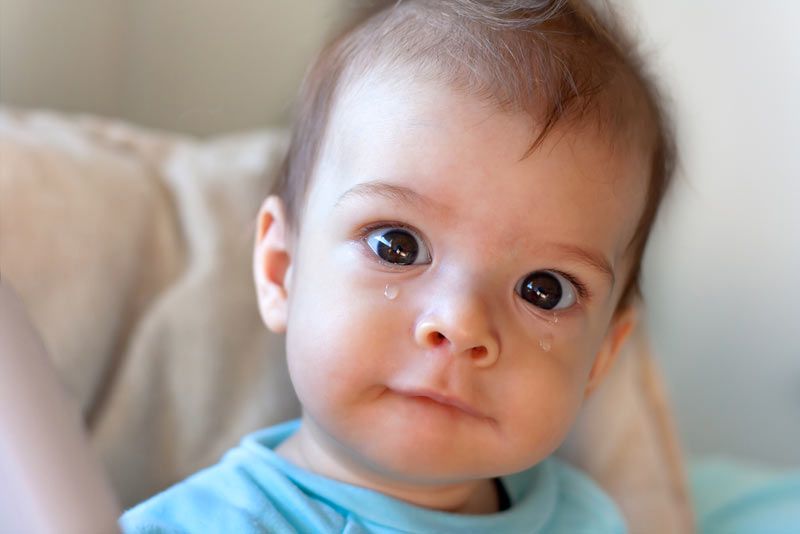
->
[274, 415, 500, 515]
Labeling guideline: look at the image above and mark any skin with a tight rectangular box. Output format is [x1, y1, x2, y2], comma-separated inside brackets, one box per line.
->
[253, 71, 648, 515]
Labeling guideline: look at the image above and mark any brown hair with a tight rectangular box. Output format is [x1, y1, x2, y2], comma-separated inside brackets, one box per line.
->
[272, 0, 675, 313]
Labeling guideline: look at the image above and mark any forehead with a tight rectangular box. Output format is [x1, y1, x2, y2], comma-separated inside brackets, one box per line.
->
[310, 69, 648, 279]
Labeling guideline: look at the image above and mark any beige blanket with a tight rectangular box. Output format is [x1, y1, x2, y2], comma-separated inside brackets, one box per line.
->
[0, 107, 693, 532]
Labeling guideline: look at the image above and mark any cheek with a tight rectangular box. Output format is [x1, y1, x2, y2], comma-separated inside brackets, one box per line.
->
[284, 246, 409, 412]
[494, 357, 585, 467]
[492, 341, 598, 465]
[544, 306, 612, 378]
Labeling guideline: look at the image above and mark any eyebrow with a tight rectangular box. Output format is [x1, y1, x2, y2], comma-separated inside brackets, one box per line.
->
[335, 180, 616, 288]
[334, 180, 446, 213]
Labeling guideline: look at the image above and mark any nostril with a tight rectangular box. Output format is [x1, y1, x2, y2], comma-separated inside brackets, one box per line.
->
[427, 331, 447, 346]
[470, 346, 488, 360]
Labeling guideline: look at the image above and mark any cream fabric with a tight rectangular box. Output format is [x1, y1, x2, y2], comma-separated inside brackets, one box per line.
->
[0, 107, 692, 532]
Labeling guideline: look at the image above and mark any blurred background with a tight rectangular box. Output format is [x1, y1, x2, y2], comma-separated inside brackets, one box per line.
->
[1, 0, 798, 469]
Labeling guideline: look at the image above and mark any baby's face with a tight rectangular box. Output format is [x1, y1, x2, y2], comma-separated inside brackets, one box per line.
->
[258, 71, 647, 483]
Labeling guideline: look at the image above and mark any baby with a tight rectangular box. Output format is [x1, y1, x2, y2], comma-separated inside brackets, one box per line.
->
[121, 0, 674, 531]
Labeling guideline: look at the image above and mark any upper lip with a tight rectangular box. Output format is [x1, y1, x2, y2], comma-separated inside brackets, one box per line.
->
[394, 387, 488, 420]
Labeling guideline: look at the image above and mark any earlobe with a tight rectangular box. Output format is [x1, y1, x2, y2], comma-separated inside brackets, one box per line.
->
[584, 305, 638, 398]
[253, 195, 292, 333]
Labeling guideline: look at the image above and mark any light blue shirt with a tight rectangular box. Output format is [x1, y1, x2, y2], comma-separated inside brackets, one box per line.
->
[690, 457, 800, 534]
[120, 419, 626, 533]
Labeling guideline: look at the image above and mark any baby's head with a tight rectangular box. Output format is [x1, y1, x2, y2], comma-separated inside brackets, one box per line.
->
[254, 0, 674, 493]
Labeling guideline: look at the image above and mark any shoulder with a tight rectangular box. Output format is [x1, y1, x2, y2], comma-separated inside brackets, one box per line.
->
[118, 444, 344, 533]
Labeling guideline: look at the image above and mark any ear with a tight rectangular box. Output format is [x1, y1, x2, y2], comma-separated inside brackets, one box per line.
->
[584, 305, 638, 398]
[253, 196, 293, 333]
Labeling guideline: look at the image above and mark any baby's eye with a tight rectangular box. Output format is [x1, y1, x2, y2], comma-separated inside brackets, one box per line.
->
[516, 271, 578, 311]
[364, 226, 431, 266]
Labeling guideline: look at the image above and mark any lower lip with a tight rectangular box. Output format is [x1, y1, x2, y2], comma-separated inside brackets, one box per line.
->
[401, 394, 475, 419]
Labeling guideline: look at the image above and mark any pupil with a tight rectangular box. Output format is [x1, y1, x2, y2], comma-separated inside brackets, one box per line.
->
[521, 272, 562, 310]
[377, 230, 418, 265]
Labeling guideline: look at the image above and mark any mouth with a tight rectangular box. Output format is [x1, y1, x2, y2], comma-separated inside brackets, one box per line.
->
[393, 387, 489, 421]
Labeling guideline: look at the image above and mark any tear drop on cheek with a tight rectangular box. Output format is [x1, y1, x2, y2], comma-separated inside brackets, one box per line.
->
[538, 334, 554, 352]
[384, 284, 399, 300]
[551, 312, 559, 325]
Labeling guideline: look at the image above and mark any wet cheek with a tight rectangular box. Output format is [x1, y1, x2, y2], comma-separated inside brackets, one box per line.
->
[284, 249, 407, 409]
[529, 304, 608, 368]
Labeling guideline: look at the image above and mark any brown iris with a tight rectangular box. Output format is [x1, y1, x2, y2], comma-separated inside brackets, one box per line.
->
[519, 272, 563, 310]
[373, 229, 419, 265]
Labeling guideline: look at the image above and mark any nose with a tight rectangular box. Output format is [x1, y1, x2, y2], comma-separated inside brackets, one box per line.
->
[413, 292, 500, 368]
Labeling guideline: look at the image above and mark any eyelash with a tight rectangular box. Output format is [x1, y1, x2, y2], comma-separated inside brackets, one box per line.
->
[359, 220, 416, 233]
[355, 221, 592, 302]
[550, 270, 591, 302]
[357, 221, 423, 243]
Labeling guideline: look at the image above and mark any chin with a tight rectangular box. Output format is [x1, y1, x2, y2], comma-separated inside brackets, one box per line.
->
[345, 426, 501, 483]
